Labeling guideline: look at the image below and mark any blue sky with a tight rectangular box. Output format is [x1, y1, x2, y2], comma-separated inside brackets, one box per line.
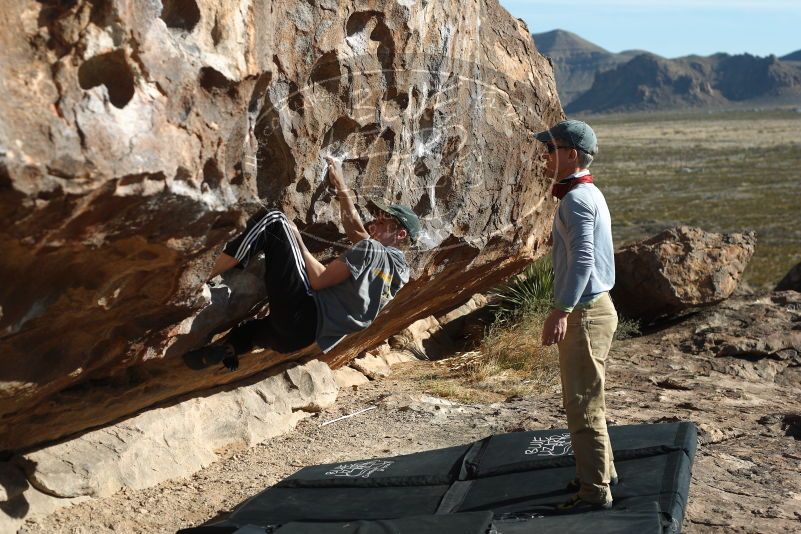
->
[499, 0, 801, 59]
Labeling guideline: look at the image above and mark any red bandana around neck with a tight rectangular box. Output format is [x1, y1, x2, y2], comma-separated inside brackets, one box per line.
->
[552, 174, 594, 200]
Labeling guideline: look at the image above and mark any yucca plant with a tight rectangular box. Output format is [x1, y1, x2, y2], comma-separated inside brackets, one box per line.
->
[490, 255, 554, 316]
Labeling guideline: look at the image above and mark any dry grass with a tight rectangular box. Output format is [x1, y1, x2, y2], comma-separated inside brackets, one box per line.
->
[411, 310, 561, 403]
[422, 379, 499, 404]
[470, 312, 560, 387]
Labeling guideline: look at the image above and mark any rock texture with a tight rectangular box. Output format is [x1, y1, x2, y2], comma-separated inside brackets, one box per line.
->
[612, 226, 756, 322]
[0, 360, 337, 532]
[21, 360, 336, 499]
[611, 291, 801, 533]
[776, 261, 801, 292]
[351, 351, 393, 379]
[333, 366, 370, 389]
[689, 291, 801, 387]
[0, 0, 562, 452]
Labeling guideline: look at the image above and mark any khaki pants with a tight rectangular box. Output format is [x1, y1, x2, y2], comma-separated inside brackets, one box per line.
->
[557, 292, 618, 504]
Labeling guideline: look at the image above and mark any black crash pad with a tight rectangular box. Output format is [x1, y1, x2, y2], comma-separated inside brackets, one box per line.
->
[178, 422, 696, 534]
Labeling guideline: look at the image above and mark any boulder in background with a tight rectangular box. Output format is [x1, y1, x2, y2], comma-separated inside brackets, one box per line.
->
[612, 226, 756, 322]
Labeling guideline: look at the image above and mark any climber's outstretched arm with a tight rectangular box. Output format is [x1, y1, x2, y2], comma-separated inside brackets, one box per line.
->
[325, 157, 370, 244]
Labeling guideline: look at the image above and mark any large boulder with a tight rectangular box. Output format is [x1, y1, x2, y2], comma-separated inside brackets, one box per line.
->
[0, 0, 562, 452]
[775, 262, 801, 292]
[612, 226, 756, 321]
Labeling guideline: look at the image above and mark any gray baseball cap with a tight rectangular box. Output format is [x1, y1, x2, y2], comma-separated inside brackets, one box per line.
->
[534, 120, 598, 155]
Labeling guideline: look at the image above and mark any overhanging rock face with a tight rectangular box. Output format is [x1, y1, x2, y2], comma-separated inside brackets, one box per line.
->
[0, 0, 562, 452]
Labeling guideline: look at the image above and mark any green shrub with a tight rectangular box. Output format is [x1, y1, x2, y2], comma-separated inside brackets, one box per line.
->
[490, 256, 554, 317]
[488, 254, 640, 342]
[614, 316, 641, 340]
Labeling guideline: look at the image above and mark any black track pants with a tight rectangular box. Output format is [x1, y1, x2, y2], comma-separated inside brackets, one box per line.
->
[222, 209, 317, 354]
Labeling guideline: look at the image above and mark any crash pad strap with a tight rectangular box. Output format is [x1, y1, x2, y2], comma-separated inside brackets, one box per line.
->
[435, 480, 475, 514]
[436, 437, 489, 513]
[459, 437, 491, 480]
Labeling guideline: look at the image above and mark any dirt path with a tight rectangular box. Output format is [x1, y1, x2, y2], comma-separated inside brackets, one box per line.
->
[19, 295, 801, 534]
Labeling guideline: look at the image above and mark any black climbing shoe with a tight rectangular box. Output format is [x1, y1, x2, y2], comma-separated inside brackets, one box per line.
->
[222, 352, 239, 372]
[553, 494, 612, 514]
[183, 342, 236, 371]
[566, 475, 618, 491]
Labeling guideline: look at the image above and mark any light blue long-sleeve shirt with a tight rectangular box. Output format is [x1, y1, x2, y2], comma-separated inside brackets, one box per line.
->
[552, 175, 615, 312]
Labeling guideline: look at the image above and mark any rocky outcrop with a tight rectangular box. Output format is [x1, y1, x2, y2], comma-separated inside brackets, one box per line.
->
[22, 361, 336, 498]
[688, 291, 801, 387]
[0, 360, 338, 532]
[0, 0, 562, 452]
[612, 291, 801, 533]
[612, 226, 756, 322]
[776, 261, 801, 292]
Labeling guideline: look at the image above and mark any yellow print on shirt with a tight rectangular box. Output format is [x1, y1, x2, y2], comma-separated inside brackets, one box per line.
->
[371, 267, 393, 284]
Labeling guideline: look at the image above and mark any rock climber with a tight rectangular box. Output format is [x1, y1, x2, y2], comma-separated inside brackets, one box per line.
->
[184, 157, 421, 371]
[535, 120, 619, 513]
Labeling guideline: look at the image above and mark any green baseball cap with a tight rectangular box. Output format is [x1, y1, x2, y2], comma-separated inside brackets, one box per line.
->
[369, 200, 421, 243]
[534, 119, 598, 156]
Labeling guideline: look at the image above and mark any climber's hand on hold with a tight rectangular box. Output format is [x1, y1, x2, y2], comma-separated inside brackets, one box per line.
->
[324, 156, 348, 193]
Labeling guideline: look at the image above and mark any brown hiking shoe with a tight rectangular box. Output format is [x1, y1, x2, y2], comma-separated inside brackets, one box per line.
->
[566, 475, 618, 491]
[554, 494, 613, 514]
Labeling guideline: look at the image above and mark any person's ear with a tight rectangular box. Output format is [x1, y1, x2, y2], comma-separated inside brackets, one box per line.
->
[396, 228, 408, 241]
[569, 148, 578, 162]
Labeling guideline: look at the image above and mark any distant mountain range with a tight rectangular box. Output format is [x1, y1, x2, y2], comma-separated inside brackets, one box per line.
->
[532, 30, 801, 113]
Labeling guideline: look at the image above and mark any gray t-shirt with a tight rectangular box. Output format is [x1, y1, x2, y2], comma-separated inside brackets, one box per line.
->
[313, 239, 410, 353]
